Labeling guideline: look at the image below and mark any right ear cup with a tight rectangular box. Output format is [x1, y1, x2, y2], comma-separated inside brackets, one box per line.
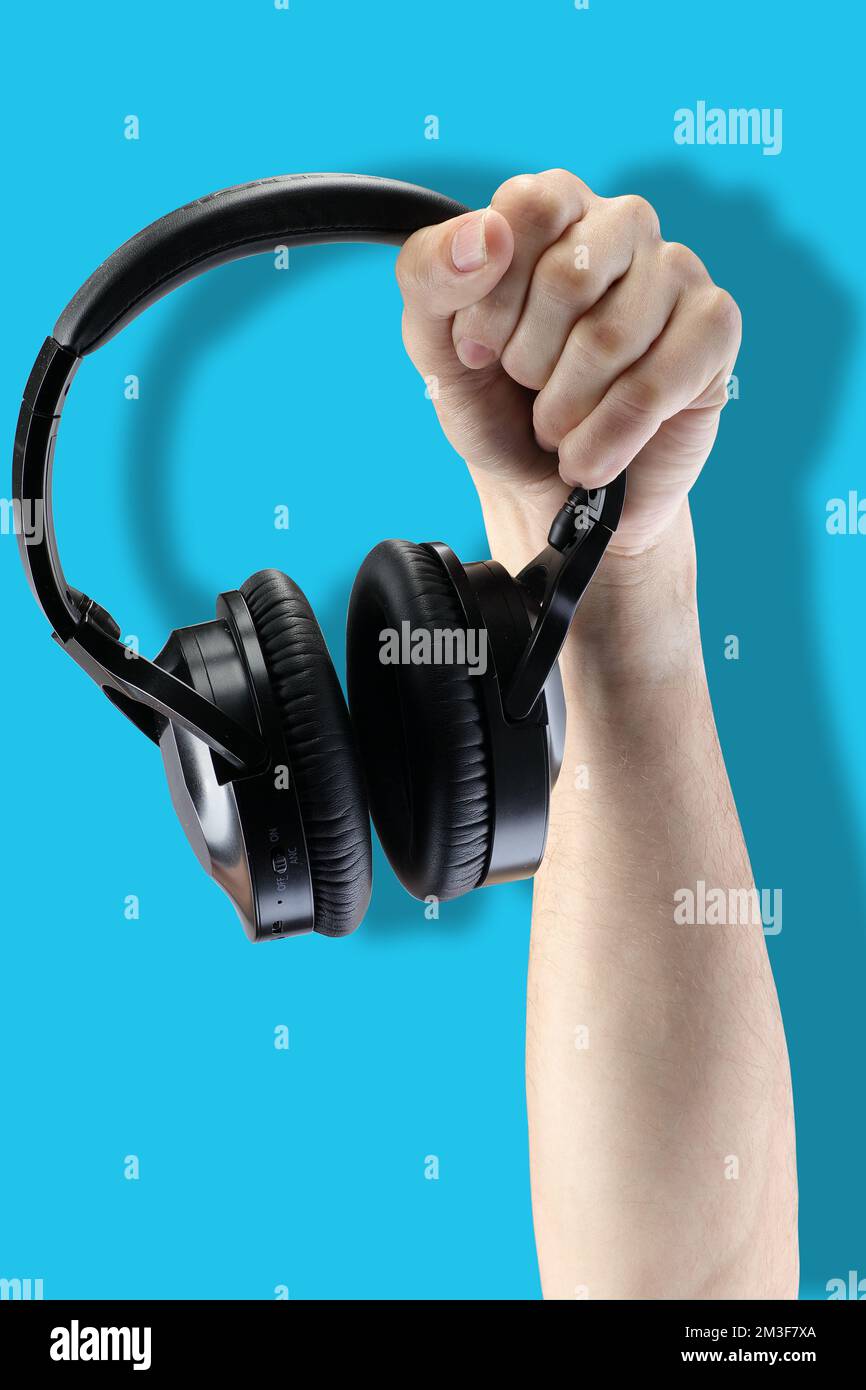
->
[240, 569, 372, 936]
[346, 540, 493, 901]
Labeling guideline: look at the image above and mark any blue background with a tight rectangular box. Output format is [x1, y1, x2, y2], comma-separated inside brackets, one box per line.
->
[1, 0, 863, 1300]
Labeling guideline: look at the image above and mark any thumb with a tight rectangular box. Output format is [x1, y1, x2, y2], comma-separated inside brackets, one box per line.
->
[396, 207, 514, 373]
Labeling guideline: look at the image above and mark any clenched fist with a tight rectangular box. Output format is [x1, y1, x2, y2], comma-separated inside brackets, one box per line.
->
[396, 168, 741, 556]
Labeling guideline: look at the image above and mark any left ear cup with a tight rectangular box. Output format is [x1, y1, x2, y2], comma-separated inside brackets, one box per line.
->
[346, 540, 492, 901]
[240, 569, 372, 936]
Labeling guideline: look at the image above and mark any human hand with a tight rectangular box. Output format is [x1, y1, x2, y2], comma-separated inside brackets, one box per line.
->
[396, 169, 741, 556]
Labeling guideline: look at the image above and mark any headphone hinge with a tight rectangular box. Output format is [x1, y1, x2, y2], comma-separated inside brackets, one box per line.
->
[505, 473, 627, 722]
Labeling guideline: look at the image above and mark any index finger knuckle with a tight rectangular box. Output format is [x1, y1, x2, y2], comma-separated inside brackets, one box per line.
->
[493, 173, 567, 238]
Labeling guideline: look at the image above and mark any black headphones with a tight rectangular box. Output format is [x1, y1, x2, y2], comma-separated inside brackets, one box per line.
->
[13, 174, 625, 943]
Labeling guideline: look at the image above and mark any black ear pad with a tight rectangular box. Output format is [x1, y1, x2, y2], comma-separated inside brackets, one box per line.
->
[346, 540, 492, 901]
[240, 569, 372, 937]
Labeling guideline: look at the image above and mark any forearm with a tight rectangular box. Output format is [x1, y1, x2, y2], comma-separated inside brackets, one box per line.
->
[476, 480, 798, 1300]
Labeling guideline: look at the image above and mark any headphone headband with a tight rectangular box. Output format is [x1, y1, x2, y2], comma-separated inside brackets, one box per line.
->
[12, 176, 470, 771]
[55, 174, 468, 355]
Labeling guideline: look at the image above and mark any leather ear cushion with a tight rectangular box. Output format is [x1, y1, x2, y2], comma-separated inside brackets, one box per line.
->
[240, 570, 372, 937]
[346, 540, 492, 901]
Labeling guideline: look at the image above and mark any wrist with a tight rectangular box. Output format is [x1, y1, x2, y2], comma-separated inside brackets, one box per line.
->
[471, 471, 703, 689]
[565, 502, 701, 687]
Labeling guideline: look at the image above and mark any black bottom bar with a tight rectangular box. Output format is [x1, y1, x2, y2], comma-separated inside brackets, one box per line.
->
[1, 1297, 862, 1374]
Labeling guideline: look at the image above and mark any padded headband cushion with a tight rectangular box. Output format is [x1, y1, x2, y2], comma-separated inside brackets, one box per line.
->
[346, 540, 492, 902]
[240, 569, 372, 937]
[54, 174, 468, 354]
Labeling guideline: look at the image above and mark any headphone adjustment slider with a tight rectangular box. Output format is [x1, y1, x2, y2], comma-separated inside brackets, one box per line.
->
[69, 588, 122, 642]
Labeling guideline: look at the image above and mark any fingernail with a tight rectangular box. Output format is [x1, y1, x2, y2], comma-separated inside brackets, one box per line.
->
[456, 338, 497, 369]
[451, 210, 488, 272]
